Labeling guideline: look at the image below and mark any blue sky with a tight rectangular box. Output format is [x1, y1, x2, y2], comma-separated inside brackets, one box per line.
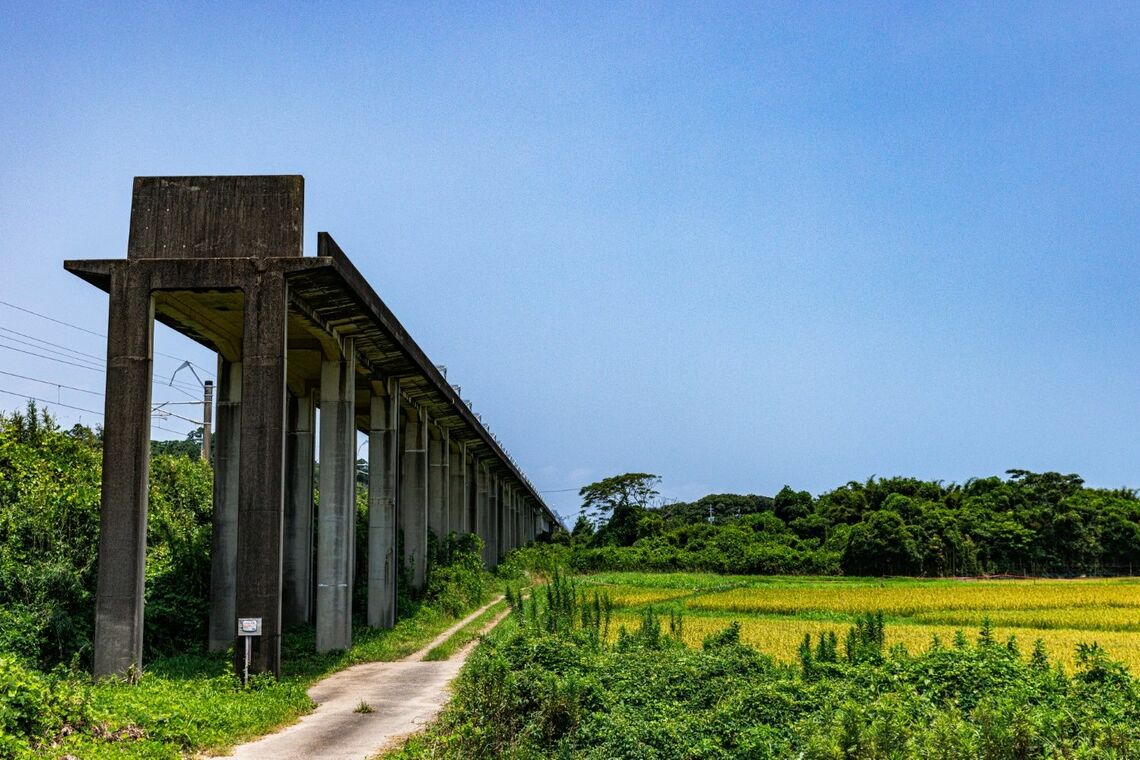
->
[1, 2, 1137, 523]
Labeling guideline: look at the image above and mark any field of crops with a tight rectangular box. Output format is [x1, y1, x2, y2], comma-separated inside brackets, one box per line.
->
[578, 572, 1140, 672]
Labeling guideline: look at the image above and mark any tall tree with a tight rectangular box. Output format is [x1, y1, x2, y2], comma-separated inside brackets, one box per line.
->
[579, 473, 660, 546]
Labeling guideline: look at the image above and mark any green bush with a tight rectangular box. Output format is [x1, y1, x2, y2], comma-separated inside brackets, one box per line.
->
[0, 654, 89, 755]
[391, 611, 1140, 759]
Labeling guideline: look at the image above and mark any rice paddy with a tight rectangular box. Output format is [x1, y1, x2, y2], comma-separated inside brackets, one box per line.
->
[578, 572, 1140, 672]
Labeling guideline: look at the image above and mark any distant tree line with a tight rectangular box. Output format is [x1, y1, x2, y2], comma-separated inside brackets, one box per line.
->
[560, 471, 1140, 577]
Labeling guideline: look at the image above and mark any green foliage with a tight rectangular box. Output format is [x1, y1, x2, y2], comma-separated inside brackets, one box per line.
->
[392, 612, 1140, 759]
[0, 654, 89, 756]
[557, 469, 1140, 578]
[423, 532, 489, 617]
[0, 404, 217, 667]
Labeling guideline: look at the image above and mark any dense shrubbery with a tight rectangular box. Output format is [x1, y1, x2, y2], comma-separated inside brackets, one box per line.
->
[0, 404, 215, 668]
[546, 472, 1140, 578]
[395, 578, 1140, 759]
[0, 404, 498, 756]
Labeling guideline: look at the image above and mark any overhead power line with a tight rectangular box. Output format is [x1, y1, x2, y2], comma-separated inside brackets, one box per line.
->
[0, 340, 202, 398]
[0, 298, 215, 378]
[0, 325, 106, 362]
[0, 369, 103, 396]
[0, 387, 195, 439]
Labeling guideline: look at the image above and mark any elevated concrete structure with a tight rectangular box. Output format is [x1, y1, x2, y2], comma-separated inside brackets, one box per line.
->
[67, 176, 558, 679]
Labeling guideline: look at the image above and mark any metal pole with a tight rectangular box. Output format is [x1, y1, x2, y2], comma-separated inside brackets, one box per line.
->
[203, 380, 213, 464]
[243, 635, 251, 686]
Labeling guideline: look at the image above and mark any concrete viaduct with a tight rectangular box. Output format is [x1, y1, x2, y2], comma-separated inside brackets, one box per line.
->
[66, 176, 558, 679]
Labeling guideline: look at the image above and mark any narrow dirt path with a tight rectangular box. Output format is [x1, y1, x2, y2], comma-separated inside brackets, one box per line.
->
[225, 598, 509, 760]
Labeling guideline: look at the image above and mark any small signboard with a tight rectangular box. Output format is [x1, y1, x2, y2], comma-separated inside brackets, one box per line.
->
[238, 617, 262, 636]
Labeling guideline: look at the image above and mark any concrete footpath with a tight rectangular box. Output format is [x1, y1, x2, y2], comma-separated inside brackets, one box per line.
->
[224, 598, 507, 760]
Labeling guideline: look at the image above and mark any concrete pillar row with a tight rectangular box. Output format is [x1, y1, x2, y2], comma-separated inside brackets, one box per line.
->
[92, 268, 154, 678]
[367, 378, 399, 629]
[401, 410, 429, 588]
[316, 340, 356, 652]
[282, 391, 315, 627]
[208, 358, 241, 651]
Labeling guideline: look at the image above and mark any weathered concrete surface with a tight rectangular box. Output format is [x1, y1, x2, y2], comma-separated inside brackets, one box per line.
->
[225, 598, 506, 760]
[92, 266, 154, 678]
[400, 413, 428, 588]
[283, 392, 315, 626]
[209, 359, 242, 651]
[317, 346, 357, 652]
[233, 270, 290, 677]
[367, 385, 398, 629]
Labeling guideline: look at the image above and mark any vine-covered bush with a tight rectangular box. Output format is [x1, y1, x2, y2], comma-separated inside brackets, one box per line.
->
[0, 654, 89, 758]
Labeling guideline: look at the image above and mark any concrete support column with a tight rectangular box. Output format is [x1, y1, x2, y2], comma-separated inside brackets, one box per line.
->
[93, 268, 153, 678]
[448, 443, 464, 534]
[466, 453, 476, 539]
[208, 358, 242, 650]
[367, 379, 399, 629]
[282, 391, 315, 626]
[512, 490, 520, 549]
[476, 465, 490, 565]
[490, 475, 501, 566]
[401, 411, 428, 587]
[234, 272, 289, 678]
[316, 341, 356, 652]
[428, 431, 446, 543]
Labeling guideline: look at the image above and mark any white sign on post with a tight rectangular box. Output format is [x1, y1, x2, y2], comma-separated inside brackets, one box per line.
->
[238, 617, 262, 636]
[237, 617, 262, 686]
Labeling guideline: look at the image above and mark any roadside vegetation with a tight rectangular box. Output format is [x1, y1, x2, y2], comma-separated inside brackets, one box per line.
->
[391, 572, 1140, 759]
[0, 404, 499, 758]
[7, 403, 1140, 759]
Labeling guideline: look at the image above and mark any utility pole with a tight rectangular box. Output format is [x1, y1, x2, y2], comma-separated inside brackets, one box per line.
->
[203, 380, 213, 464]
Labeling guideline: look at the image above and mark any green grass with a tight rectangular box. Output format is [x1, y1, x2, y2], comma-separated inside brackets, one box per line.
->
[423, 600, 509, 661]
[38, 595, 495, 759]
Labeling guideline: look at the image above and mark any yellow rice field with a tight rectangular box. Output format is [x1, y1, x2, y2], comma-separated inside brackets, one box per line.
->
[582, 573, 1140, 673]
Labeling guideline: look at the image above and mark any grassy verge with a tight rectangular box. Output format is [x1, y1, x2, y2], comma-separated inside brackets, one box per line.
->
[35, 591, 496, 759]
[423, 600, 509, 662]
